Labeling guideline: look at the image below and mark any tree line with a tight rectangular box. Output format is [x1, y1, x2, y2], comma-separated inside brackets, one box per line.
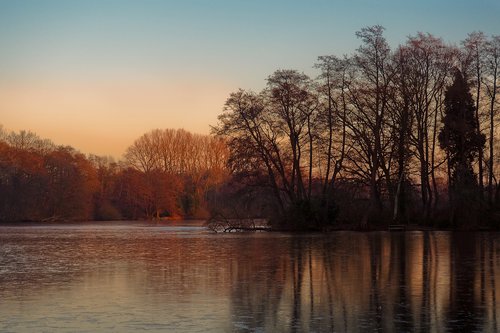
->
[1, 26, 498, 229]
[213, 26, 500, 229]
[0, 127, 228, 221]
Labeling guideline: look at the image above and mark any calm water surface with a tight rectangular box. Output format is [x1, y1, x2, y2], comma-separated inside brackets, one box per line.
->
[0, 221, 498, 332]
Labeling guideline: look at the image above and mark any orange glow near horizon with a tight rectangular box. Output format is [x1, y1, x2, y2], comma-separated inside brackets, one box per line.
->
[2, 1, 498, 159]
[0, 78, 233, 158]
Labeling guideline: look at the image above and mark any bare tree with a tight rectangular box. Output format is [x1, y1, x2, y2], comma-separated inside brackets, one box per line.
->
[215, 89, 288, 213]
[345, 25, 396, 224]
[314, 55, 350, 197]
[484, 35, 500, 204]
[397, 33, 455, 218]
[124, 128, 229, 217]
[462, 32, 487, 199]
[6, 130, 55, 154]
[390, 46, 415, 222]
[213, 27, 500, 228]
[266, 70, 318, 203]
[215, 70, 340, 228]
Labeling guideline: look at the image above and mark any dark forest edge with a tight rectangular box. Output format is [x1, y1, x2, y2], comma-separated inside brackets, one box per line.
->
[1, 26, 499, 231]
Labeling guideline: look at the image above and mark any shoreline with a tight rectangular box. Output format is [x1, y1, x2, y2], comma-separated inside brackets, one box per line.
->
[0, 219, 497, 232]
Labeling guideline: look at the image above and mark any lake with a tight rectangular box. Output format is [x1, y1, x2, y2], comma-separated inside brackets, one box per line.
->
[0, 221, 498, 332]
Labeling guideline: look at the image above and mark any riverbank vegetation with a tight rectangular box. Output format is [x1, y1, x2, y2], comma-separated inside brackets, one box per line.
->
[1, 26, 499, 230]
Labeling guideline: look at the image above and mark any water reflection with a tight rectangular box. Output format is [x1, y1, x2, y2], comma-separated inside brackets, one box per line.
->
[0, 224, 498, 332]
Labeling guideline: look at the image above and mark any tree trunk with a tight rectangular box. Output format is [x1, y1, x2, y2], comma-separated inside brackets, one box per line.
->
[488, 62, 497, 205]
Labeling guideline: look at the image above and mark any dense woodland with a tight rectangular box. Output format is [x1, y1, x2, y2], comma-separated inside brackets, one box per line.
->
[1, 26, 499, 230]
[0, 128, 228, 222]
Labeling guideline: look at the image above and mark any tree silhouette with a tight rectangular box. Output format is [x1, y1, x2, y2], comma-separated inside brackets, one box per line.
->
[438, 70, 485, 226]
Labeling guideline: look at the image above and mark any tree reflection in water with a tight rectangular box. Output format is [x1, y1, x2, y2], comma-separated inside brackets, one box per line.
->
[226, 232, 498, 332]
[0, 225, 498, 332]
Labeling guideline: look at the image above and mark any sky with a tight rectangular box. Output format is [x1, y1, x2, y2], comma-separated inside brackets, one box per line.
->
[1, 0, 499, 158]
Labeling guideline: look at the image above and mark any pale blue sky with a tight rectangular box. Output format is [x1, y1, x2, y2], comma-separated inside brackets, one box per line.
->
[1, 0, 499, 157]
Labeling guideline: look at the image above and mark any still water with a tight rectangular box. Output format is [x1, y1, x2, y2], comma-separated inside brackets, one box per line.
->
[0, 221, 498, 332]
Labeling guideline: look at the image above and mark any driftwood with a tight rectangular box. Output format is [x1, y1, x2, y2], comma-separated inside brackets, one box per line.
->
[41, 215, 67, 223]
[206, 213, 269, 233]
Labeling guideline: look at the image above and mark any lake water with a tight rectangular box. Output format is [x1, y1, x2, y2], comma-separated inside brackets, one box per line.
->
[0, 221, 498, 332]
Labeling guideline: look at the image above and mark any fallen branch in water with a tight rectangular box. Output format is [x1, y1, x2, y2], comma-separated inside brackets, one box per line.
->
[206, 213, 269, 233]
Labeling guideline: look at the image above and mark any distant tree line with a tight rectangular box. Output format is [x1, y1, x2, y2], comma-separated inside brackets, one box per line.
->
[213, 26, 500, 230]
[0, 127, 228, 221]
[123, 128, 228, 218]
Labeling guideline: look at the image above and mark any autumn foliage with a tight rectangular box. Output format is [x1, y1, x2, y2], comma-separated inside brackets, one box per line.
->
[0, 132, 98, 221]
[0, 128, 228, 221]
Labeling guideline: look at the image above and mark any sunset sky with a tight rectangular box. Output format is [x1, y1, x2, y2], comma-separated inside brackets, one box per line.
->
[1, 0, 499, 158]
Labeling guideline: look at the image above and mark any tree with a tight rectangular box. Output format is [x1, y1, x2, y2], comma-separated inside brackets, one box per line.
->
[214, 89, 288, 216]
[266, 70, 318, 204]
[462, 32, 487, 198]
[390, 46, 415, 222]
[6, 130, 55, 154]
[438, 70, 485, 226]
[345, 25, 396, 225]
[397, 33, 455, 219]
[88, 155, 122, 220]
[124, 128, 228, 218]
[44, 147, 98, 220]
[483, 35, 500, 205]
[0, 142, 47, 221]
[314, 55, 349, 199]
[0, 125, 6, 141]
[215, 70, 339, 229]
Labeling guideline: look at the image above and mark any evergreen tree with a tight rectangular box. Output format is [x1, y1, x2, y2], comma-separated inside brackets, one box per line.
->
[438, 70, 485, 226]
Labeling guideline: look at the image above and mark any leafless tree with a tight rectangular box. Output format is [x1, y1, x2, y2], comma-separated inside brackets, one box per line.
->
[397, 33, 455, 218]
[344, 25, 396, 224]
[462, 32, 488, 198]
[314, 55, 350, 197]
[483, 35, 500, 204]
